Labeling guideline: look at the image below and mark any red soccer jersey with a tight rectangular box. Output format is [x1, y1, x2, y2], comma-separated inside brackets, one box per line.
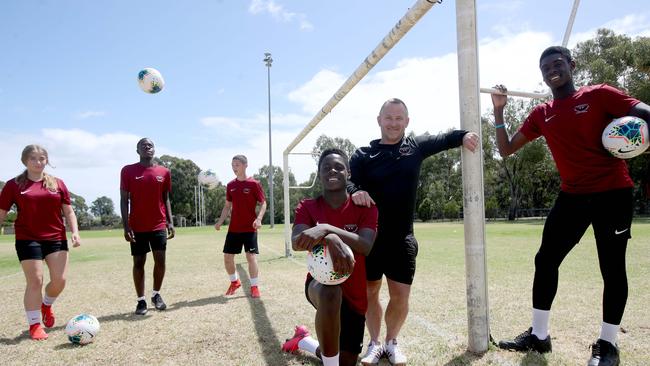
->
[120, 163, 171, 232]
[519, 84, 639, 194]
[0, 177, 71, 241]
[294, 196, 378, 315]
[226, 178, 266, 233]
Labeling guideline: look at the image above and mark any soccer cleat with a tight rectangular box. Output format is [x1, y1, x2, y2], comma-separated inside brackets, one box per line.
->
[498, 327, 552, 353]
[360, 341, 384, 365]
[281, 325, 310, 354]
[134, 299, 148, 315]
[29, 323, 48, 340]
[225, 279, 241, 295]
[385, 339, 407, 366]
[41, 303, 55, 328]
[588, 339, 620, 366]
[151, 293, 167, 310]
[250, 286, 261, 298]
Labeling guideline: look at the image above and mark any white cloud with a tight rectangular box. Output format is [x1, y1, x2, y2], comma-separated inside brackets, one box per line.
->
[74, 110, 107, 120]
[248, 0, 313, 31]
[570, 13, 650, 46]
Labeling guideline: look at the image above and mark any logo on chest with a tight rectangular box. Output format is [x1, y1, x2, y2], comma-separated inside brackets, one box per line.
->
[574, 103, 589, 114]
[243, 188, 251, 194]
[156, 176, 164, 183]
[344, 224, 358, 233]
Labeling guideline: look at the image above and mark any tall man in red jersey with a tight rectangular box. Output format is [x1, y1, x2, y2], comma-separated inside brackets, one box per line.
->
[120, 138, 175, 315]
[281, 148, 377, 366]
[215, 155, 266, 298]
[491, 46, 650, 366]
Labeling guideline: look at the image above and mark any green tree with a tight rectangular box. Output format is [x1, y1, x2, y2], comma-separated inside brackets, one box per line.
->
[91, 196, 120, 227]
[70, 192, 92, 229]
[254, 165, 298, 224]
[157, 155, 202, 224]
[311, 135, 357, 163]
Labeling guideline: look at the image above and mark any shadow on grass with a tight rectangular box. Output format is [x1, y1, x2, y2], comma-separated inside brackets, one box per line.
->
[0, 309, 154, 346]
[236, 264, 322, 366]
[441, 348, 549, 366]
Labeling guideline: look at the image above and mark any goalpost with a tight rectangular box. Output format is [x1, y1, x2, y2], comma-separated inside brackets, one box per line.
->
[282, 0, 580, 354]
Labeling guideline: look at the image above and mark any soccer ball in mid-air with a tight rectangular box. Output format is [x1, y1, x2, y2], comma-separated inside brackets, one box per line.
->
[307, 242, 354, 285]
[602, 116, 649, 159]
[137, 68, 165, 94]
[198, 170, 219, 188]
[65, 314, 100, 345]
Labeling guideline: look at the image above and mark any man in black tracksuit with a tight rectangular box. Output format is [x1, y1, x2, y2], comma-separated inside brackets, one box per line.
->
[348, 98, 479, 365]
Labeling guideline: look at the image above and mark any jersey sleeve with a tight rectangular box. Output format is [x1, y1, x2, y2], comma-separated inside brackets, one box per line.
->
[596, 84, 640, 116]
[519, 105, 544, 141]
[0, 180, 16, 211]
[57, 179, 71, 205]
[226, 182, 233, 202]
[120, 166, 129, 191]
[293, 199, 315, 227]
[165, 169, 172, 193]
[358, 205, 378, 231]
[415, 130, 467, 158]
[255, 181, 266, 203]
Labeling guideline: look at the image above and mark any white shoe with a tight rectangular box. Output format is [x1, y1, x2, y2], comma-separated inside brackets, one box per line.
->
[385, 339, 407, 365]
[360, 341, 384, 365]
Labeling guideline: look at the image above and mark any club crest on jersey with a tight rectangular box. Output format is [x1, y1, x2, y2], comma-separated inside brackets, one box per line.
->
[156, 176, 164, 182]
[399, 140, 416, 156]
[574, 103, 589, 114]
[243, 188, 251, 194]
[344, 224, 358, 233]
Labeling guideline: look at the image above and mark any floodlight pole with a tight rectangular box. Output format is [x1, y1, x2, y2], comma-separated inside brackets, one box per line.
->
[264, 52, 275, 228]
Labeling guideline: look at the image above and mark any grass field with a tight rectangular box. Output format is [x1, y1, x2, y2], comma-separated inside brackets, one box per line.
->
[1, 220, 648, 365]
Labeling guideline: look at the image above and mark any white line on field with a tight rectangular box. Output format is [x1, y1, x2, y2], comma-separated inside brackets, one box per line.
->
[410, 314, 463, 345]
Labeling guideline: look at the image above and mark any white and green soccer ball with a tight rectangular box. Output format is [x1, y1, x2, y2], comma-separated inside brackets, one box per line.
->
[602, 116, 649, 159]
[137, 68, 165, 94]
[307, 242, 353, 285]
[65, 314, 100, 345]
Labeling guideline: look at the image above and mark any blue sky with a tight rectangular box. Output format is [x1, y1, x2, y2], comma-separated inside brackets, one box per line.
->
[1, 0, 649, 207]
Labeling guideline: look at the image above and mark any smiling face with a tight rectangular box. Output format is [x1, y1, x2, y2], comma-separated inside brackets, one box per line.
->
[318, 153, 349, 192]
[378, 101, 409, 145]
[540, 52, 575, 91]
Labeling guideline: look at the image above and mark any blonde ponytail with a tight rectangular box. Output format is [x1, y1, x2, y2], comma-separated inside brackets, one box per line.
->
[17, 144, 58, 192]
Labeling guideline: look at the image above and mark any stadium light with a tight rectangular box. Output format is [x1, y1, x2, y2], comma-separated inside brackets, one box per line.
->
[264, 52, 274, 228]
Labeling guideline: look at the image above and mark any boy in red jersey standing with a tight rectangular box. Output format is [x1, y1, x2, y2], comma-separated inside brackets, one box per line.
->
[281, 148, 378, 366]
[491, 46, 650, 366]
[120, 138, 174, 315]
[215, 155, 266, 298]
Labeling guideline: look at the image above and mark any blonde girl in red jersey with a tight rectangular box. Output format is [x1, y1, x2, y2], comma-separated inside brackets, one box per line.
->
[0, 144, 81, 340]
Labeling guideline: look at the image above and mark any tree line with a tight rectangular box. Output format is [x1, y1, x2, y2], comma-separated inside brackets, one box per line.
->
[1, 29, 648, 228]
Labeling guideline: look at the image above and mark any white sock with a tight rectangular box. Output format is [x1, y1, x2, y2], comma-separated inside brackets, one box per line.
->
[599, 322, 619, 345]
[42, 295, 56, 306]
[26, 310, 41, 326]
[298, 336, 319, 355]
[137, 296, 146, 302]
[321, 353, 339, 366]
[531, 308, 550, 339]
[229, 273, 238, 282]
[152, 290, 160, 297]
[250, 277, 259, 286]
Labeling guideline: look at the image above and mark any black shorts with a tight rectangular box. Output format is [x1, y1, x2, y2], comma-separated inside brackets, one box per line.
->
[304, 276, 365, 354]
[131, 230, 167, 256]
[366, 233, 418, 285]
[16, 240, 68, 261]
[223, 232, 259, 254]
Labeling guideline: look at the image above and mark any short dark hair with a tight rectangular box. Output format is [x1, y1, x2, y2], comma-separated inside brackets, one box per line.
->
[318, 148, 349, 171]
[379, 98, 409, 117]
[232, 155, 248, 165]
[539, 46, 573, 65]
[137, 137, 153, 148]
